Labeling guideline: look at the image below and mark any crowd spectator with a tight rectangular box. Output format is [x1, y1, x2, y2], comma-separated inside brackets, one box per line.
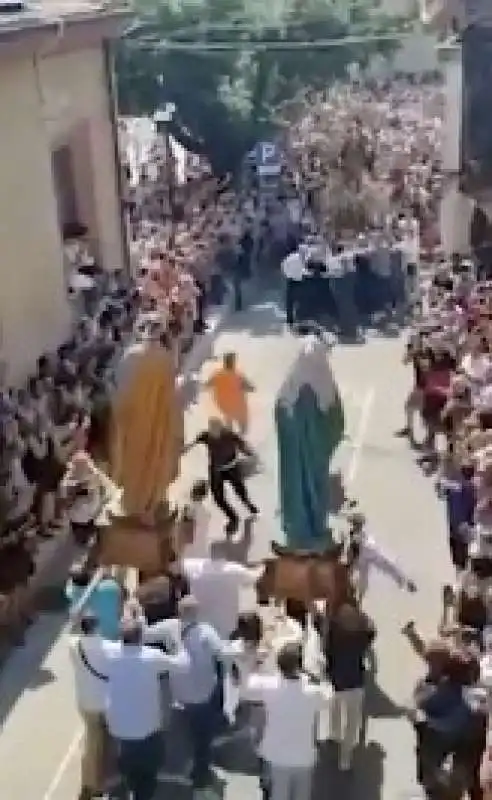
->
[0, 116, 259, 650]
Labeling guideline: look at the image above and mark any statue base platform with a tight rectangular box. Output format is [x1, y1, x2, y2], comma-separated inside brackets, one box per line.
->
[96, 505, 179, 576]
[256, 540, 352, 607]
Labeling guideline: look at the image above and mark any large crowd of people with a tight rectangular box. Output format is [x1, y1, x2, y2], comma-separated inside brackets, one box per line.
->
[7, 73, 492, 800]
[65, 76, 444, 800]
[0, 119, 257, 649]
[274, 77, 492, 800]
[275, 78, 443, 337]
[396, 242, 492, 798]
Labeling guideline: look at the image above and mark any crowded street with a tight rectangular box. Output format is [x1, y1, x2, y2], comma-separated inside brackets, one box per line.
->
[0, 287, 451, 800]
[2, 7, 490, 790]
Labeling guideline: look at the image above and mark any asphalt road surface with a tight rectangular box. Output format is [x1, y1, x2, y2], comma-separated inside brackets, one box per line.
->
[0, 289, 452, 800]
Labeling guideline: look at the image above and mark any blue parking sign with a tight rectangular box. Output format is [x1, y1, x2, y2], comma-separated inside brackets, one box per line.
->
[255, 141, 281, 175]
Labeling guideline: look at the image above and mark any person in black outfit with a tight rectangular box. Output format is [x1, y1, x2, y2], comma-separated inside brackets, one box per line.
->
[233, 228, 254, 311]
[194, 279, 206, 333]
[314, 602, 376, 771]
[185, 418, 258, 534]
[396, 333, 427, 440]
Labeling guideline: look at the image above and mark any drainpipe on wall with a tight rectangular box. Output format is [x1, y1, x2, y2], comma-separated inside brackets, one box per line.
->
[102, 39, 131, 277]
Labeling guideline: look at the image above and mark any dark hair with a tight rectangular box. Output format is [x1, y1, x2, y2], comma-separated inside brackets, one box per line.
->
[69, 565, 91, 588]
[120, 618, 142, 645]
[190, 480, 208, 502]
[277, 642, 303, 677]
[37, 355, 49, 376]
[234, 612, 263, 646]
[479, 410, 492, 431]
[159, 332, 170, 350]
[80, 614, 98, 636]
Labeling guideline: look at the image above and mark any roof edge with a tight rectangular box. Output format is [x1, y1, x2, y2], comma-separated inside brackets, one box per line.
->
[0, 5, 131, 41]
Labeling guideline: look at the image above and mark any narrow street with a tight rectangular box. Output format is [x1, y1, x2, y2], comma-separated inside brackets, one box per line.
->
[0, 290, 452, 800]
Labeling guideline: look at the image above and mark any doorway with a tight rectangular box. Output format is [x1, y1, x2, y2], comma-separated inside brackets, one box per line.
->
[51, 144, 78, 233]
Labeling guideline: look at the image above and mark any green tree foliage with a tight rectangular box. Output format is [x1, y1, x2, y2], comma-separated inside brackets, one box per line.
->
[116, 0, 407, 174]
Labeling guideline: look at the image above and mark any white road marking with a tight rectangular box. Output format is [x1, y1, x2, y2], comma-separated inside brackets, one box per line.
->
[41, 570, 126, 800]
[345, 387, 375, 487]
[41, 728, 83, 800]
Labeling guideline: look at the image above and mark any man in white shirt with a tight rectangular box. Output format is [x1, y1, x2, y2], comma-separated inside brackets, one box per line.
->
[281, 248, 305, 325]
[244, 642, 329, 800]
[348, 515, 416, 601]
[79, 616, 187, 800]
[69, 613, 110, 800]
[143, 595, 242, 789]
[61, 453, 110, 546]
[180, 553, 258, 639]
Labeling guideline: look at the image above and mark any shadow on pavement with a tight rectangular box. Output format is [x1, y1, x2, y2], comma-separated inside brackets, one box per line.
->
[179, 374, 202, 412]
[328, 470, 348, 516]
[360, 655, 406, 747]
[364, 670, 406, 723]
[154, 777, 225, 800]
[336, 740, 386, 800]
[220, 293, 286, 339]
[27, 665, 57, 689]
[210, 517, 254, 564]
[214, 734, 386, 800]
[0, 609, 68, 725]
[158, 678, 393, 800]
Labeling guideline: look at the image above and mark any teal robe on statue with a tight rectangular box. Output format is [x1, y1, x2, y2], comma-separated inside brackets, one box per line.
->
[275, 335, 345, 550]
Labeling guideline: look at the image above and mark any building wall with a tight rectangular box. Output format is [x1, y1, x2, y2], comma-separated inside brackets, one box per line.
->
[392, 32, 439, 73]
[439, 43, 475, 255]
[441, 46, 461, 171]
[0, 55, 69, 384]
[380, 0, 418, 14]
[37, 47, 124, 271]
[0, 45, 123, 383]
[366, 33, 439, 79]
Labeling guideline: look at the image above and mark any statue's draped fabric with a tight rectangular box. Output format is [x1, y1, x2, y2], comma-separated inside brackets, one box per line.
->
[111, 344, 184, 516]
[275, 335, 345, 549]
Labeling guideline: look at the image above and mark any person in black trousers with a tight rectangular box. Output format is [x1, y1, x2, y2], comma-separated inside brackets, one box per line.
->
[194, 279, 206, 333]
[185, 418, 258, 535]
[233, 228, 254, 311]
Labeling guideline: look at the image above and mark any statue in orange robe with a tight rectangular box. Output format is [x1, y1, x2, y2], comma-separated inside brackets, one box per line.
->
[111, 333, 184, 518]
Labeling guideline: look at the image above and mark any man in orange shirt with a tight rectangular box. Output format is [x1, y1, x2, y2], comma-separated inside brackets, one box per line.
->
[206, 352, 255, 435]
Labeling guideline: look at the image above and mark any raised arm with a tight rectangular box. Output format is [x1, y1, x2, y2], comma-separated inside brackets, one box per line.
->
[234, 433, 254, 458]
[182, 431, 207, 456]
[363, 539, 416, 591]
[203, 623, 245, 664]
